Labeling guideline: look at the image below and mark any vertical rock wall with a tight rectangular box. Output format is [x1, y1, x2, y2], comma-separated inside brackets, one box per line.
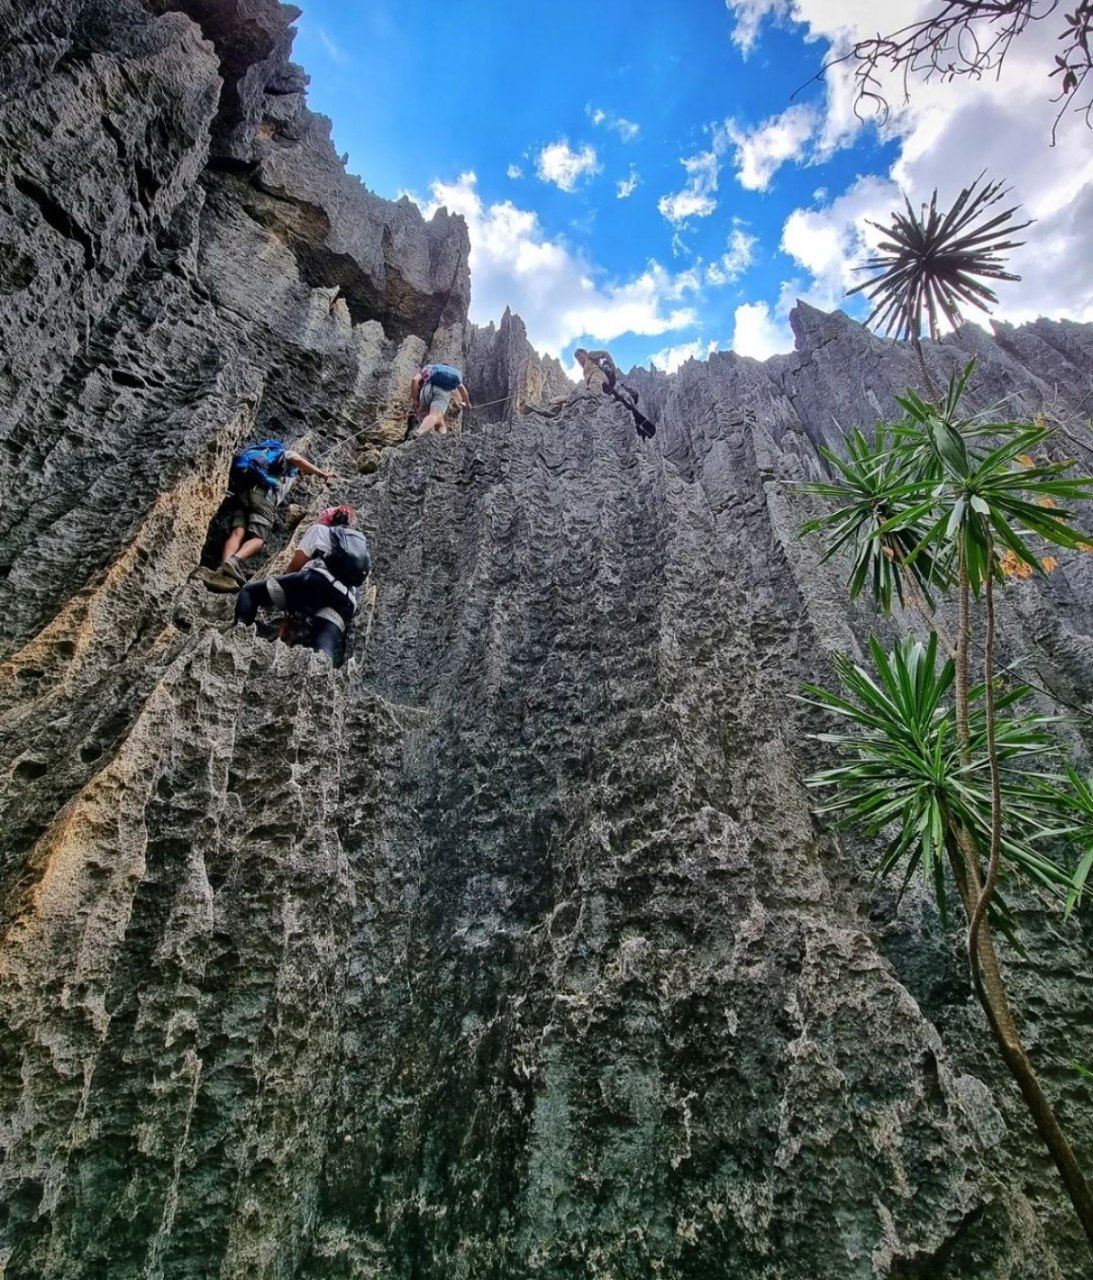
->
[1, 3, 1092, 1278]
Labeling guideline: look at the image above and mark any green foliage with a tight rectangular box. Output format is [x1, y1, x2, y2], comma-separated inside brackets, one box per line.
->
[798, 636, 1071, 922]
[847, 175, 1030, 341]
[798, 361, 1093, 923]
[802, 360, 1093, 609]
[888, 369, 1093, 592]
[800, 424, 949, 613]
[1038, 765, 1093, 919]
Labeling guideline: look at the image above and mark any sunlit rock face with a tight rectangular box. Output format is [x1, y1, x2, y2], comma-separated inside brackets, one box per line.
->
[1, 3, 1092, 1278]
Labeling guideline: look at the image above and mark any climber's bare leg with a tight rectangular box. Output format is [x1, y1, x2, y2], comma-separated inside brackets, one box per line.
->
[235, 534, 266, 563]
[420, 406, 446, 435]
[220, 526, 246, 562]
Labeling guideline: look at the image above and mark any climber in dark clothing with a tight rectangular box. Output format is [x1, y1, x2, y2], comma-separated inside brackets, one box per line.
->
[234, 506, 370, 665]
[574, 348, 656, 439]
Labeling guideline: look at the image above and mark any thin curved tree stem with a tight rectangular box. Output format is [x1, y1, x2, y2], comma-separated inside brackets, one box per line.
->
[945, 828, 1093, 1248]
[911, 332, 940, 401]
[968, 533, 1003, 984]
[955, 546, 972, 762]
[944, 537, 1093, 1245]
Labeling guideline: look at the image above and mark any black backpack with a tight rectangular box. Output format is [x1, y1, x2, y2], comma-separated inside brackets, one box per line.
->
[323, 526, 371, 587]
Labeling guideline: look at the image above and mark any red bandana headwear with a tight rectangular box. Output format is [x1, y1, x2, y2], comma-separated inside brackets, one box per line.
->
[318, 505, 355, 527]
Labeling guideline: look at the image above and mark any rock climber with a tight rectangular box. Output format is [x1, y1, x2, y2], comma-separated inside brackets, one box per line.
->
[199, 437, 333, 592]
[574, 348, 656, 439]
[410, 362, 471, 437]
[233, 505, 370, 666]
[575, 348, 619, 396]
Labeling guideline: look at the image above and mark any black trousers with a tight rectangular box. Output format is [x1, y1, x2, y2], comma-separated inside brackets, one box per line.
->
[235, 569, 355, 663]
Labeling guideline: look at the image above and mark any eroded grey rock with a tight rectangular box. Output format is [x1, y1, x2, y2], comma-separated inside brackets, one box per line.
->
[1, 3, 1092, 1278]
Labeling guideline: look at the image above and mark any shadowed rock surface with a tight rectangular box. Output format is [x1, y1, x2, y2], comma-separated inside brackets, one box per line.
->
[1, 3, 1092, 1278]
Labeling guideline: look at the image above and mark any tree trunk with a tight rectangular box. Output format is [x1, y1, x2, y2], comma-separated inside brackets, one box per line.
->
[967, 536, 1002, 974]
[911, 332, 940, 401]
[945, 826, 1093, 1248]
[945, 539, 1093, 1245]
[954, 548, 971, 759]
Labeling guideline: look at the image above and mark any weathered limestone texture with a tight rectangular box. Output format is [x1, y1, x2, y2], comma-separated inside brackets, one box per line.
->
[465, 308, 573, 422]
[1, 3, 1092, 1278]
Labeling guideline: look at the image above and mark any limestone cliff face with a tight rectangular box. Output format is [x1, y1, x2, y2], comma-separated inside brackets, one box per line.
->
[1, 4, 1092, 1278]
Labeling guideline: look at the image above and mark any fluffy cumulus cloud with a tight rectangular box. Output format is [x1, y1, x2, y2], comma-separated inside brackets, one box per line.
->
[728, 0, 1093, 349]
[779, 174, 893, 301]
[587, 105, 641, 142]
[706, 224, 758, 286]
[536, 139, 601, 193]
[417, 172, 698, 356]
[617, 167, 641, 199]
[658, 101, 815, 231]
[647, 338, 719, 372]
[725, 104, 818, 191]
[730, 300, 793, 359]
[658, 149, 721, 225]
[506, 163, 523, 180]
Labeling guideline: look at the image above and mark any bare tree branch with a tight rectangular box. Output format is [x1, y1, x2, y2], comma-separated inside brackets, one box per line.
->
[805, 1, 1093, 146]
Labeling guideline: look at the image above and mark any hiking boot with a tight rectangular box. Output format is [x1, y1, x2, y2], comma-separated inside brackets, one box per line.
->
[196, 564, 243, 593]
[222, 555, 247, 584]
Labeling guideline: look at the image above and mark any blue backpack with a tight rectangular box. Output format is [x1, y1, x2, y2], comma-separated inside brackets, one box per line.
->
[423, 363, 462, 392]
[230, 440, 290, 493]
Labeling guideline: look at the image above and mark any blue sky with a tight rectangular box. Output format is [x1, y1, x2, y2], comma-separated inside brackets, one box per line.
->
[291, 1, 1093, 373]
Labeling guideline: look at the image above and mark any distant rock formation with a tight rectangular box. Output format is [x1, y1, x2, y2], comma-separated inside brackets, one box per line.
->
[465, 308, 573, 422]
[1, 3, 1092, 1278]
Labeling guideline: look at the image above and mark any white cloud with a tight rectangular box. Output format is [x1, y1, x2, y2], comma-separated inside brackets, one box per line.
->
[770, 6, 1093, 330]
[716, 1, 1093, 353]
[587, 105, 641, 141]
[658, 149, 721, 225]
[658, 103, 815, 227]
[647, 338, 718, 372]
[536, 139, 601, 192]
[725, 0, 790, 54]
[417, 172, 698, 356]
[506, 163, 523, 180]
[730, 301, 794, 359]
[617, 168, 641, 199]
[706, 224, 758, 285]
[780, 173, 894, 303]
[317, 27, 348, 65]
[725, 104, 818, 190]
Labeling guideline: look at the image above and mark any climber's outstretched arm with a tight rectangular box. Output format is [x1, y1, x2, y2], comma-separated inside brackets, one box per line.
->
[285, 450, 333, 480]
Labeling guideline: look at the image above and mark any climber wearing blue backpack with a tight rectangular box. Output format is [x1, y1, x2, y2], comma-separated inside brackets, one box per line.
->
[410, 363, 471, 437]
[234, 505, 371, 666]
[199, 437, 332, 592]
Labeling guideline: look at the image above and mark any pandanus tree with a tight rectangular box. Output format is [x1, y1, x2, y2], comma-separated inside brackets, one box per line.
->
[800, 177, 1093, 1248]
[846, 174, 1030, 397]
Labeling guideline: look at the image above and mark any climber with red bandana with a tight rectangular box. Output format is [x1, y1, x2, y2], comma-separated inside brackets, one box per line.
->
[234, 505, 370, 665]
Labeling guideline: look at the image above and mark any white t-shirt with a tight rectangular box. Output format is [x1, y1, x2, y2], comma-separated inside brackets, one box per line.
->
[297, 523, 359, 607]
